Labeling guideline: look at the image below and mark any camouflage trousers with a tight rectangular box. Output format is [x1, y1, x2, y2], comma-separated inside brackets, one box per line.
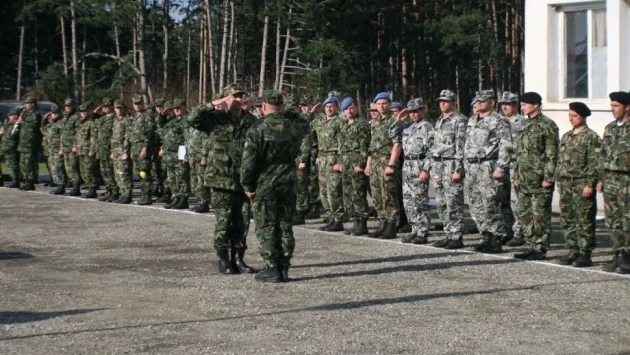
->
[132, 155, 153, 193]
[99, 158, 117, 192]
[309, 159, 320, 204]
[78, 155, 97, 188]
[63, 151, 80, 186]
[189, 156, 209, 203]
[113, 155, 133, 197]
[47, 153, 67, 185]
[4, 151, 20, 181]
[402, 159, 431, 236]
[318, 156, 343, 220]
[500, 169, 520, 238]
[164, 153, 189, 198]
[296, 161, 311, 212]
[369, 155, 400, 224]
[558, 179, 596, 254]
[602, 172, 630, 252]
[432, 160, 464, 240]
[252, 195, 296, 268]
[211, 188, 251, 253]
[465, 161, 508, 238]
[341, 153, 369, 219]
[18, 149, 37, 181]
[152, 154, 166, 192]
[518, 190, 553, 252]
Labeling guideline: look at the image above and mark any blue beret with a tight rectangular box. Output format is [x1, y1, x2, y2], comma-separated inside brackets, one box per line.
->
[323, 96, 338, 106]
[340, 97, 355, 111]
[391, 102, 402, 109]
[373, 92, 390, 103]
[471, 98, 478, 107]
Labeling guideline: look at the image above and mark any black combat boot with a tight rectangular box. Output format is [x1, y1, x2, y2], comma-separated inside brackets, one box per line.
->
[20, 180, 35, 191]
[293, 211, 306, 225]
[602, 252, 620, 272]
[172, 196, 189, 210]
[65, 184, 81, 196]
[433, 238, 450, 248]
[164, 196, 180, 209]
[50, 184, 66, 195]
[401, 233, 417, 243]
[352, 219, 369, 236]
[319, 219, 335, 231]
[506, 237, 526, 247]
[8, 180, 20, 188]
[344, 219, 358, 235]
[473, 233, 492, 253]
[278, 260, 290, 282]
[98, 190, 112, 201]
[107, 193, 120, 202]
[304, 203, 321, 219]
[444, 238, 464, 249]
[81, 187, 97, 199]
[513, 249, 546, 260]
[254, 266, 283, 283]
[616, 251, 630, 274]
[218, 250, 238, 275]
[411, 234, 428, 245]
[397, 224, 412, 233]
[487, 234, 502, 253]
[572, 253, 593, 268]
[116, 195, 132, 204]
[368, 220, 388, 238]
[325, 220, 344, 232]
[157, 188, 172, 204]
[232, 248, 255, 274]
[136, 192, 153, 206]
[557, 252, 580, 266]
[193, 202, 210, 213]
[379, 222, 397, 239]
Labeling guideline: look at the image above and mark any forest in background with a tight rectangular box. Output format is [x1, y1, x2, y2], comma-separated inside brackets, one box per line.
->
[0, 0, 525, 116]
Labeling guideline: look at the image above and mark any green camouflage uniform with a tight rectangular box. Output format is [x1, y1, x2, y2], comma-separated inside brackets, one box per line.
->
[187, 100, 258, 254]
[60, 104, 81, 187]
[311, 113, 344, 220]
[158, 104, 190, 198]
[44, 107, 67, 186]
[1, 109, 21, 182]
[295, 113, 317, 213]
[74, 108, 98, 189]
[339, 116, 370, 220]
[94, 105, 116, 193]
[555, 126, 601, 255]
[513, 113, 559, 252]
[369, 111, 401, 224]
[241, 104, 309, 268]
[110, 102, 133, 198]
[129, 102, 156, 194]
[601, 120, 630, 253]
[186, 117, 209, 203]
[17, 106, 42, 181]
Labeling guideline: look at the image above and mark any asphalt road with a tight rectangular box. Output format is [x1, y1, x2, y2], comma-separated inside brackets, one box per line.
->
[1, 187, 629, 355]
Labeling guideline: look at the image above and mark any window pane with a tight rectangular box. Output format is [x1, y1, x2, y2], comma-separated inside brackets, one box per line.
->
[565, 11, 588, 98]
[592, 10, 606, 47]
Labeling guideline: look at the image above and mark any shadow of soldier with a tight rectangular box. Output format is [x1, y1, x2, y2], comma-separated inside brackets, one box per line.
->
[0, 309, 108, 325]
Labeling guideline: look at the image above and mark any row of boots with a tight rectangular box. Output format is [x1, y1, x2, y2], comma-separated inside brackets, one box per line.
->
[157, 189, 210, 213]
[4, 179, 35, 190]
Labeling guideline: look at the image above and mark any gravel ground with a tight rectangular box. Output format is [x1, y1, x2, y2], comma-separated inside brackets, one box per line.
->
[1, 186, 629, 355]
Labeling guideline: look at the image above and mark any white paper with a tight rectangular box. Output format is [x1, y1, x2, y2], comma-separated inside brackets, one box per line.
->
[178, 146, 187, 160]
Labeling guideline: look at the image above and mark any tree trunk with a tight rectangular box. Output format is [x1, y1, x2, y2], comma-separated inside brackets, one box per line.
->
[60, 11, 70, 98]
[132, 24, 138, 88]
[226, 1, 235, 84]
[258, 15, 269, 96]
[401, 5, 408, 101]
[233, 23, 238, 84]
[70, 0, 79, 101]
[33, 16, 39, 86]
[16, 20, 25, 100]
[162, 0, 169, 97]
[278, 7, 292, 92]
[218, 0, 229, 90]
[185, 0, 192, 104]
[136, 0, 149, 102]
[114, 22, 123, 99]
[198, 6, 205, 103]
[81, 25, 86, 100]
[203, 0, 216, 95]
[274, 18, 281, 90]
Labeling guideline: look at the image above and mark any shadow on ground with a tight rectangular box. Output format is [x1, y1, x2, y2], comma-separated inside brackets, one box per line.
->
[0, 309, 108, 325]
[0, 252, 33, 260]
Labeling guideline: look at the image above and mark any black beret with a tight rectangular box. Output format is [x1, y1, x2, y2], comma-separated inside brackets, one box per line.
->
[609, 91, 630, 105]
[568, 102, 591, 118]
[519, 92, 542, 104]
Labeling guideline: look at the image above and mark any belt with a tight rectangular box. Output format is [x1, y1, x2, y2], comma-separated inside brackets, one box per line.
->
[431, 157, 454, 162]
[466, 157, 494, 163]
[605, 169, 630, 176]
[405, 154, 426, 160]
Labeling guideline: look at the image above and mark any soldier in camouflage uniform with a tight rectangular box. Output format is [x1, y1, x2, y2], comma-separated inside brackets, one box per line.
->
[398, 98, 434, 244]
[365, 92, 403, 239]
[130, 95, 157, 205]
[1, 107, 21, 188]
[427, 89, 468, 249]
[553, 102, 601, 267]
[253, 97, 264, 119]
[61, 99, 82, 196]
[92, 98, 118, 201]
[512, 92, 559, 261]
[500, 92, 527, 246]
[197, 127, 213, 213]
[310, 96, 345, 232]
[186, 104, 212, 213]
[152, 98, 167, 199]
[43, 105, 67, 195]
[16, 97, 42, 191]
[599, 91, 630, 274]
[187, 84, 257, 275]
[299, 95, 321, 220]
[241, 90, 310, 283]
[110, 100, 133, 204]
[338, 97, 370, 236]
[73, 103, 98, 199]
[158, 99, 190, 210]
[464, 90, 512, 254]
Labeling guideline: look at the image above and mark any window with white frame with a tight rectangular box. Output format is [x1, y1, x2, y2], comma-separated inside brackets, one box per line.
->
[561, 5, 607, 99]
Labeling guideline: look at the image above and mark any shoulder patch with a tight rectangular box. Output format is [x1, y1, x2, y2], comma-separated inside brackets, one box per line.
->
[458, 131, 466, 137]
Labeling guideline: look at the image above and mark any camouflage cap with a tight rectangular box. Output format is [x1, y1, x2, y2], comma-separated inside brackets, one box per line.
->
[300, 95, 313, 105]
[368, 103, 378, 111]
[50, 105, 62, 114]
[64, 98, 75, 106]
[78, 103, 90, 111]
[263, 90, 284, 106]
[132, 95, 144, 104]
[474, 90, 496, 102]
[114, 99, 125, 108]
[8, 107, 21, 115]
[254, 96, 263, 107]
[437, 89, 457, 101]
[498, 92, 519, 103]
[171, 99, 186, 108]
[223, 83, 246, 97]
[244, 94, 251, 102]
[285, 94, 298, 107]
[155, 98, 166, 106]
[406, 98, 424, 111]
[212, 93, 223, 100]
[23, 96, 36, 104]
